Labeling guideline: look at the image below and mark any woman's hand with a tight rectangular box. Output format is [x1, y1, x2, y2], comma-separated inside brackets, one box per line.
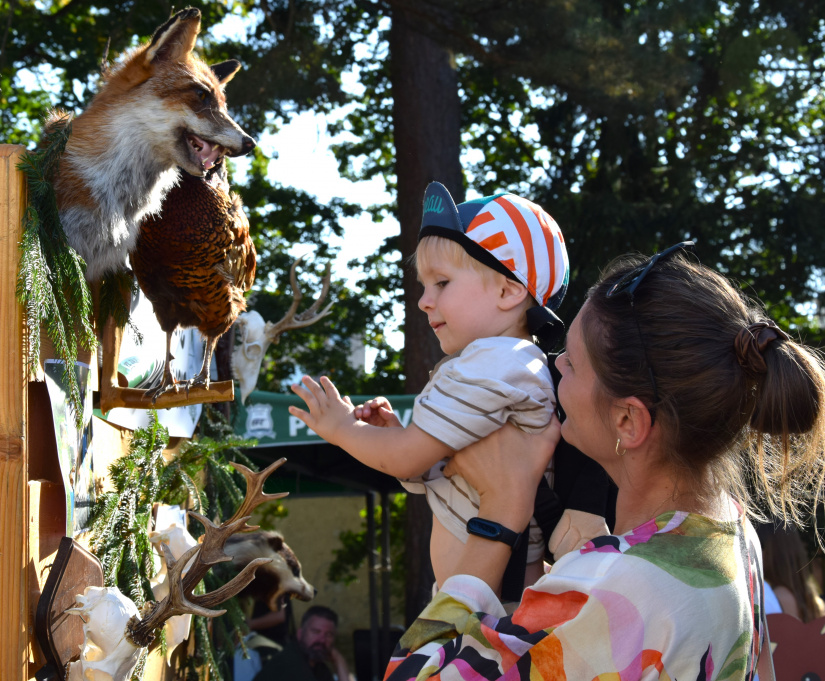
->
[436, 419, 561, 591]
[444, 418, 561, 532]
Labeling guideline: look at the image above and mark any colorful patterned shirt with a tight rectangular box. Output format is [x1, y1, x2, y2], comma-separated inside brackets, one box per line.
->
[384, 509, 765, 680]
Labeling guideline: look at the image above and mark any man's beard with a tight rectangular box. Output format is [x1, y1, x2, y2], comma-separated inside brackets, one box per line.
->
[305, 643, 328, 663]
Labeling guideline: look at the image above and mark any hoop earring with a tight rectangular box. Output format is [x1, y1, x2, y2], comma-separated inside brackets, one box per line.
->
[615, 438, 626, 456]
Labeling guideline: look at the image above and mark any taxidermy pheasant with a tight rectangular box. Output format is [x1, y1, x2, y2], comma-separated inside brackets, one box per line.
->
[132, 161, 256, 400]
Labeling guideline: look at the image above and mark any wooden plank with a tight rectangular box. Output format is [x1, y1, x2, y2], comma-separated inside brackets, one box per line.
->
[0, 144, 29, 681]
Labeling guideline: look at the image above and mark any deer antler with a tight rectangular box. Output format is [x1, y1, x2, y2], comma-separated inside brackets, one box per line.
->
[224, 458, 290, 532]
[265, 257, 334, 344]
[125, 459, 289, 647]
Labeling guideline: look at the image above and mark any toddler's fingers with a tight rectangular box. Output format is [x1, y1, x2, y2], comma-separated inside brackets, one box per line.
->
[369, 396, 392, 411]
[290, 381, 318, 410]
[319, 375, 342, 400]
[301, 375, 328, 402]
[287, 405, 311, 425]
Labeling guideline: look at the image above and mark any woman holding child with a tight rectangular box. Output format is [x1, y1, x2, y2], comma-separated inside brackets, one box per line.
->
[381, 241, 825, 679]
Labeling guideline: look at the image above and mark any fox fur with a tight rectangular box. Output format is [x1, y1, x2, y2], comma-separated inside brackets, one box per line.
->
[225, 531, 316, 612]
[48, 7, 256, 282]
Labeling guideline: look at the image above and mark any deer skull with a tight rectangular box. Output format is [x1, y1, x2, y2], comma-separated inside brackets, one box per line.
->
[232, 258, 333, 403]
[66, 587, 143, 681]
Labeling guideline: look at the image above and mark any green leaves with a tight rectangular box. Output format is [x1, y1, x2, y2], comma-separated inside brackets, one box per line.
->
[16, 114, 96, 428]
[89, 411, 168, 608]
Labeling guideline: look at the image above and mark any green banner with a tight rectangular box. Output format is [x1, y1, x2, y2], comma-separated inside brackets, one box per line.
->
[234, 391, 418, 447]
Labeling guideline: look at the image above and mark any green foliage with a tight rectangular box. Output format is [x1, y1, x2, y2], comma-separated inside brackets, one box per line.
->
[15, 114, 95, 427]
[327, 493, 406, 603]
[86, 406, 280, 681]
[88, 412, 169, 608]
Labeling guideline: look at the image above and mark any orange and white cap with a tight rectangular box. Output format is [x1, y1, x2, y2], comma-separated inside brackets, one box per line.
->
[420, 181, 569, 310]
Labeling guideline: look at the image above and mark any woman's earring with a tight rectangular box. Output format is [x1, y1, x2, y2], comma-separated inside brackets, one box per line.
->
[615, 438, 626, 456]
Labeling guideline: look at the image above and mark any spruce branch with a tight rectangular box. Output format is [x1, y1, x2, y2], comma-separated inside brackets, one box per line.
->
[15, 114, 95, 428]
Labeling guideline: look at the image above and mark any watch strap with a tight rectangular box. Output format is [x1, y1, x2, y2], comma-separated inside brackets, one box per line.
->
[466, 517, 524, 551]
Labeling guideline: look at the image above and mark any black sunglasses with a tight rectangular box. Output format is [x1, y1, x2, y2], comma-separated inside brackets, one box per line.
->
[605, 241, 696, 424]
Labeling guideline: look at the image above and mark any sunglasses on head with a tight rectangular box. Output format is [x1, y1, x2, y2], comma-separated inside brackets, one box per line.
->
[604, 241, 696, 425]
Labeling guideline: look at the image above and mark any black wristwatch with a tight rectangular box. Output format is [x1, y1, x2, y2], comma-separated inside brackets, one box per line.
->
[466, 517, 523, 552]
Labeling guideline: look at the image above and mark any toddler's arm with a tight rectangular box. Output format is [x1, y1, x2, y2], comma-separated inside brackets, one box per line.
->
[290, 375, 451, 479]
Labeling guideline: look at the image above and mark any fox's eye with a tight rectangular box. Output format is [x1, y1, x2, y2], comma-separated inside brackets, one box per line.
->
[194, 87, 209, 101]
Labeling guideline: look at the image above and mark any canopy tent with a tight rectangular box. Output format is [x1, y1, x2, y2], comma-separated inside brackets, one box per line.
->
[233, 391, 416, 679]
[233, 391, 416, 495]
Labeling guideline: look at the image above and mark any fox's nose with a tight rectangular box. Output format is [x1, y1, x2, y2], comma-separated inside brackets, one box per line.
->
[241, 136, 256, 155]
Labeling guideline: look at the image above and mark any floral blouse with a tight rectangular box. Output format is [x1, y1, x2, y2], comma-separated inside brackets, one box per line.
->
[385, 510, 765, 680]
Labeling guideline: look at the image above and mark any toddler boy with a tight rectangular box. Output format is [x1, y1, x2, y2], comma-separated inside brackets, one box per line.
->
[290, 182, 609, 595]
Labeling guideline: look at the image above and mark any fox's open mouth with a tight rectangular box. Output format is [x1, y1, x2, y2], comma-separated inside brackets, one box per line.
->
[185, 133, 225, 171]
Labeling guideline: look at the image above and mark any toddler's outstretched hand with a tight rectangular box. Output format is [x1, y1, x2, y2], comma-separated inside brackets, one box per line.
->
[289, 375, 355, 446]
[354, 397, 402, 428]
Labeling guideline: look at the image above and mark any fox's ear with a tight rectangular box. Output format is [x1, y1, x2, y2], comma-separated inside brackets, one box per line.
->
[211, 60, 242, 85]
[146, 7, 201, 64]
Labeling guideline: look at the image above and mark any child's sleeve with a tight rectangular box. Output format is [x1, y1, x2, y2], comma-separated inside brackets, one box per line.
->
[412, 339, 555, 451]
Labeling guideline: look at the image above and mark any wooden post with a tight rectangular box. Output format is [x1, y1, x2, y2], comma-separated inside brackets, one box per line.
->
[0, 144, 29, 681]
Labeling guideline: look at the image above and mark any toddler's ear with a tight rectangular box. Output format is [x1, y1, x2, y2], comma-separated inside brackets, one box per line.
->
[499, 277, 530, 310]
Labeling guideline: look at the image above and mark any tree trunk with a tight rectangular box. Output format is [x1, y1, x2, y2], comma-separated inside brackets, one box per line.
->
[389, 6, 463, 626]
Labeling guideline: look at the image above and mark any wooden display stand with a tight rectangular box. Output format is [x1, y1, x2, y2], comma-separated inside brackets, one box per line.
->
[1, 143, 31, 681]
[0, 145, 209, 680]
[98, 309, 234, 413]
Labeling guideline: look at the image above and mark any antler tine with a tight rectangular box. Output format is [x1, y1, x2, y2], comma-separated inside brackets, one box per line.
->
[265, 258, 306, 340]
[293, 263, 333, 322]
[225, 458, 290, 531]
[187, 513, 246, 564]
[190, 557, 273, 609]
[266, 259, 334, 342]
[127, 543, 226, 648]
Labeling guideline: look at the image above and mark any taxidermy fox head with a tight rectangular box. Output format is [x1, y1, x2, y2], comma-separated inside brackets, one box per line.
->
[50, 7, 256, 281]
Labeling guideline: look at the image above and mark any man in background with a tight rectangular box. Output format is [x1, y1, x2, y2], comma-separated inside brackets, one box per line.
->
[253, 605, 354, 681]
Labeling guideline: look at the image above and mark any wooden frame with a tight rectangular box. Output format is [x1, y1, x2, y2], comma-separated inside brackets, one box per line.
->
[0, 144, 185, 680]
[1, 144, 30, 680]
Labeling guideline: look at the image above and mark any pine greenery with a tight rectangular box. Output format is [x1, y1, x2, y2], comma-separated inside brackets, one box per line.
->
[15, 112, 95, 428]
[87, 407, 274, 681]
[88, 412, 169, 608]
[99, 268, 143, 344]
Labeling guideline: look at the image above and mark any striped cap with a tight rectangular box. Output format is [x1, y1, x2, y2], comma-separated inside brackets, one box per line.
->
[420, 181, 569, 310]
